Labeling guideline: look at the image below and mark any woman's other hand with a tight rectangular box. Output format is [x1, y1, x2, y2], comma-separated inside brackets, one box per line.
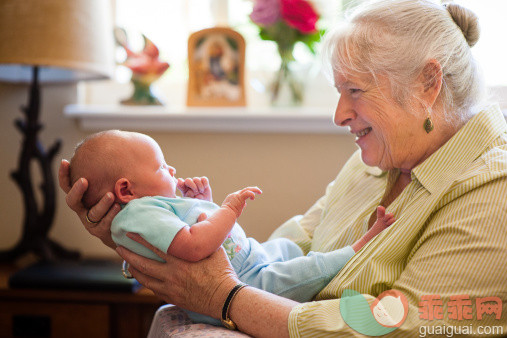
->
[59, 159, 120, 249]
[118, 233, 239, 319]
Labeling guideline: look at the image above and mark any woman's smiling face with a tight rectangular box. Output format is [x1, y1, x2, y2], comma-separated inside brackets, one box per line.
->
[333, 71, 429, 171]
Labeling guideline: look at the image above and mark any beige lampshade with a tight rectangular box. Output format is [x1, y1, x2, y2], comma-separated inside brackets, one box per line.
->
[0, 0, 114, 83]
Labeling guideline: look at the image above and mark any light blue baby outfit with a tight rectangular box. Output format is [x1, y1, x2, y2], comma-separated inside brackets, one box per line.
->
[112, 196, 355, 325]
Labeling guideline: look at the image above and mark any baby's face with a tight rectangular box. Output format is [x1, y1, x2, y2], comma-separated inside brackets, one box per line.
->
[127, 134, 178, 199]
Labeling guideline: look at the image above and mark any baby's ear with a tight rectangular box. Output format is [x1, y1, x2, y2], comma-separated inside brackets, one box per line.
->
[115, 178, 135, 204]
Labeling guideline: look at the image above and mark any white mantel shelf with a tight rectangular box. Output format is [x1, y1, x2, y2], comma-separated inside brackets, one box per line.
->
[64, 104, 349, 134]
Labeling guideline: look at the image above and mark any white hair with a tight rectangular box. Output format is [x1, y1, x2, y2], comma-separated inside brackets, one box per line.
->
[322, 0, 486, 125]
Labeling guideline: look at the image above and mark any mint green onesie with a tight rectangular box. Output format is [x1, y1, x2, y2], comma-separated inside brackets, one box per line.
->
[112, 196, 355, 305]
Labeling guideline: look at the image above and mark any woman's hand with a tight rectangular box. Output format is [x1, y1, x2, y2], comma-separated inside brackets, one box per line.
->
[117, 233, 240, 319]
[58, 159, 121, 249]
[177, 176, 213, 202]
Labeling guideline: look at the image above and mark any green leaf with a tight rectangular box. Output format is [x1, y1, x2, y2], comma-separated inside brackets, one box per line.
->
[299, 29, 325, 55]
[259, 27, 275, 42]
[255, 23, 326, 55]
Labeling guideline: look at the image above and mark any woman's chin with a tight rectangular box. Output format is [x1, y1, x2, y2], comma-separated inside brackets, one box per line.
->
[360, 150, 380, 168]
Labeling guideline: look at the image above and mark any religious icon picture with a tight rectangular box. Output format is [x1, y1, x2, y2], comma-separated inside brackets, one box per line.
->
[187, 27, 246, 106]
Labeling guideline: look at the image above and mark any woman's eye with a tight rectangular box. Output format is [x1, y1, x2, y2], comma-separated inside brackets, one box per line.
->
[350, 88, 362, 95]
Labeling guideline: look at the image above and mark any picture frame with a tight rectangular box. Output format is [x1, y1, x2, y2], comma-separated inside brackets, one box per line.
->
[187, 27, 246, 107]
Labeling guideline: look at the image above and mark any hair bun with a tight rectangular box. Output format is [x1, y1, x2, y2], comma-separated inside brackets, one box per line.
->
[445, 3, 480, 47]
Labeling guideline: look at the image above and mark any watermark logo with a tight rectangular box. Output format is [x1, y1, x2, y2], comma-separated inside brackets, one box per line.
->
[418, 294, 503, 337]
[372, 290, 409, 327]
[340, 289, 408, 336]
[418, 294, 502, 321]
[341, 290, 503, 336]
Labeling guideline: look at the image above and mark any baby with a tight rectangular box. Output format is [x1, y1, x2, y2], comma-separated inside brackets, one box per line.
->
[70, 130, 394, 322]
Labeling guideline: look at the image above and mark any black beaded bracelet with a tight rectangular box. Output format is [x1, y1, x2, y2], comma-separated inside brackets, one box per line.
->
[221, 283, 247, 330]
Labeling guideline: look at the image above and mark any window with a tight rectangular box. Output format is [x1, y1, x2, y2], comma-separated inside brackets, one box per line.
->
[453, 0, 507, 107]
[82, 0, 344, 107]
[82, 0, 507, 109]
[454, 0, 507, 87]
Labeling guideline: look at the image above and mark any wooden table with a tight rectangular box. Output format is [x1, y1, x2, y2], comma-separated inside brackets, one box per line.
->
[0, 264, 163, 338]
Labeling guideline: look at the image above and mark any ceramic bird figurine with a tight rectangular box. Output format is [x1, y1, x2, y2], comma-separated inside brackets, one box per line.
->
[115, 27, 170, 105]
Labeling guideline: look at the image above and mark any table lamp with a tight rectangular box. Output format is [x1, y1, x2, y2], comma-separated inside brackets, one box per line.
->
[0, 0, 114, 262]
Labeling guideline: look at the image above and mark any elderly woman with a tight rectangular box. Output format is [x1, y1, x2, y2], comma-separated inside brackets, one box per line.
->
[60, 0, 507, 336]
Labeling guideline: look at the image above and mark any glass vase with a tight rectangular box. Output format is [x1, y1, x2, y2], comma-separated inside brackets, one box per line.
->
[270, 45, 304, 107]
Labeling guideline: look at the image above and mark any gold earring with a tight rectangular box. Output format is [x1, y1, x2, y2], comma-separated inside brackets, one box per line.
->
[423, 108, 434, 133]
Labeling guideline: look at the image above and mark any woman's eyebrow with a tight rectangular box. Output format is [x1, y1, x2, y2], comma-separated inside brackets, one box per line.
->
[335, 81, 356, 92]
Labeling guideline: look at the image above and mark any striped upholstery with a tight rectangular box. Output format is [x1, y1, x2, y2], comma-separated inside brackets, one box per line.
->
[270, 105, 507, 337]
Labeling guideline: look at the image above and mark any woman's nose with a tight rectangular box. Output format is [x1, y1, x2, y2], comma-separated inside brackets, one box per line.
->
[334, 95, 356, 127]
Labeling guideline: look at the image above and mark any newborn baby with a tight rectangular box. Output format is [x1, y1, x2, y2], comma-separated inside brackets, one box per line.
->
[70, 130, 394, 324]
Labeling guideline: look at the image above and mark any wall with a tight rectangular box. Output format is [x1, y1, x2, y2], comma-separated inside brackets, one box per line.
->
[0, 83, 357, 260]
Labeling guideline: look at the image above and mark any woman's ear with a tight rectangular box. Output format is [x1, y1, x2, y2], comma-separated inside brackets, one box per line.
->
[115, 178, 135, 204]
[418, 59, 443, 107]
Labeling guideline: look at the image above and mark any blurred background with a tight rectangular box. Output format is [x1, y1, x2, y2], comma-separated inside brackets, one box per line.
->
[0, 0, 505, 260]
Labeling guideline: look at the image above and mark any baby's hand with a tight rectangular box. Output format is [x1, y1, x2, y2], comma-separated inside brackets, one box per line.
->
[177, 177, 213, 202]
[222, 187, 262, 218]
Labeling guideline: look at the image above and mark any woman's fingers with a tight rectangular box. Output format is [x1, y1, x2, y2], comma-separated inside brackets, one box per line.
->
[95, 203, 121, 232]
[87, 192, 116, 224]
[117, 243, 239, 317]
[117, 244, 170, 281]
[65, 177, 89, 214]
[88, 203, 120, 249]
[118, 246, 191, 308]
[58, 159, 72, 193]
[116, 245, 167, 292]
[59, 158, 117, 249]
[127, 263, 166, 292]
[126, 233, 170, 261]
[102, 203, 122, 224]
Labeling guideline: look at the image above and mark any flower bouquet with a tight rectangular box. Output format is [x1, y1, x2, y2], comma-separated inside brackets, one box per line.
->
[250, 0, 322, 105]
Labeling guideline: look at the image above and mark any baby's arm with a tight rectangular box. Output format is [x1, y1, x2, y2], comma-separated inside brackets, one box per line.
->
[351, 206, 394, 252]
[168, 187, 262, 262]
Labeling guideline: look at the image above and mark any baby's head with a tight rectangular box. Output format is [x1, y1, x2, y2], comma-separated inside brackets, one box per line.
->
[70, 130, 177, 208]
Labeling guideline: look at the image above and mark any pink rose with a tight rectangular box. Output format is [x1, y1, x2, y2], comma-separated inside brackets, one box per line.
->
[250, 0, 280, 26]
[280, 0, 318, 33]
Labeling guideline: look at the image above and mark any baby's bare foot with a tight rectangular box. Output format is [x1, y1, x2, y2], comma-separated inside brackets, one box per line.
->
[352, 206, 395, 252]
[373, 205, 395, 230]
